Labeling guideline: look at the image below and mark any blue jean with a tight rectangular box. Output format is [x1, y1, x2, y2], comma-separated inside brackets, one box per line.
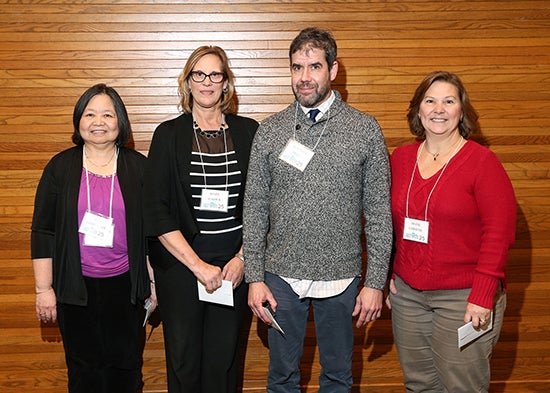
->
[264, 272, 359, 393]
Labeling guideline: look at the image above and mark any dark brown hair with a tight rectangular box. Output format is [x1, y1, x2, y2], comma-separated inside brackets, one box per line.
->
[407, 71, 479, 139]
[289, 27, 337, 70]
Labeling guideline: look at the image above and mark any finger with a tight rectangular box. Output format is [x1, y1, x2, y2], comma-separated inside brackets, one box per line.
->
[471, 316, 483, 328]
[250, 305, 263, 320]
[356, 311, 368, 328]
[206, 280, 218, 293]
[363, 309, 379, 324]
[352, 298, 362, 317]
[389, 280, 397, 295]
[222, 266, 232, 280]
[257, 307, 272, 325]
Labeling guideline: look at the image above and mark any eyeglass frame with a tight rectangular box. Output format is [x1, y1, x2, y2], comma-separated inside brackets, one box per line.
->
[189, 71, 226, 84]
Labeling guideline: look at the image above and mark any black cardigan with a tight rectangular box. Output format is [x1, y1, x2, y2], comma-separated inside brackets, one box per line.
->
[143, 113, 258, 270]
[31, 146, 149, 306]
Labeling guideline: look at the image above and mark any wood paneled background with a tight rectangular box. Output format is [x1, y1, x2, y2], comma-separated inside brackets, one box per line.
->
[1, 1, 549, 392]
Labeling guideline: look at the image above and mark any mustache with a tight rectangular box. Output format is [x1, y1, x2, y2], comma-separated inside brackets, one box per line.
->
[297, 82, 316, 89]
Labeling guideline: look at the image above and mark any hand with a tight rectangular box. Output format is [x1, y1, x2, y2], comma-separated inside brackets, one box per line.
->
[352, 287, 383, 328]
[157, 231, 222, 292]
[222, 256, 245, 289]
[385, 279, 397, 310]
[147, 281, 159, 314]
[248, 282, 276, 325]
[35, 287, 57, 323]
[193, 261, 223, 293]
[465, 302, 492, 329]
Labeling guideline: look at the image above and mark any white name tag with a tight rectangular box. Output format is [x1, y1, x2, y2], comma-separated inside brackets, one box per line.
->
[279, 138, 314, 172]
[403, 217, 429, 244]
[199, 188, 229, 212]
[79, 211, 114, 248]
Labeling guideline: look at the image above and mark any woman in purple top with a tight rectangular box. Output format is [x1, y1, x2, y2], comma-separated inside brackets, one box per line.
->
[31, 84, 157, 393]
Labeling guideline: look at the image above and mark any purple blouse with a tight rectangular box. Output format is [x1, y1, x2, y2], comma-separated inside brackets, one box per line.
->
[78, 169, 129, 278]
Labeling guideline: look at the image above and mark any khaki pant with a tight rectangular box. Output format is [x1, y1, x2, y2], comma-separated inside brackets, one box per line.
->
[390, 276, 506, 393]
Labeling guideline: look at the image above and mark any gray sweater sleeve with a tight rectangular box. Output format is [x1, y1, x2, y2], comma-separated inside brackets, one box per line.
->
[242, 125, 272, 283]
[361, 117, 393, 290]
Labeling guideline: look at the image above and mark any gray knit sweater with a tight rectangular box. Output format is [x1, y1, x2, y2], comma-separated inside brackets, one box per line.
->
[243, 91, 392, 290]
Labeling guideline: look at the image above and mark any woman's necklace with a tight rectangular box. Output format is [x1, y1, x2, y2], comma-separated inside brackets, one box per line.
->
[423, 135, 463, 161]
[84, 146, 116, 167]
[193, 119, 226, 139]
[423, 145, 440, 161]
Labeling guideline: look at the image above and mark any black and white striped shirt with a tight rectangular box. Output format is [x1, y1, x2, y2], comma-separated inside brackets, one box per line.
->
[190, 130, 242, 260]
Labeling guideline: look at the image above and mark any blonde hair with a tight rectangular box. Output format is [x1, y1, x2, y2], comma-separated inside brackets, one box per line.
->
[177, 46, 236, 114]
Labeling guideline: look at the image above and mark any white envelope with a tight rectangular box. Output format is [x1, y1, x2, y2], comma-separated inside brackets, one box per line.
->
[197, 279, 234, 307]
[457, 311, 493, 348]
[263, 304, 285, 335]
[142, 298, 153, 327]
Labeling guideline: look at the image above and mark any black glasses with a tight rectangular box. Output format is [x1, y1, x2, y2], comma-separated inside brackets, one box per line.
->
[190, 71, 226, 84]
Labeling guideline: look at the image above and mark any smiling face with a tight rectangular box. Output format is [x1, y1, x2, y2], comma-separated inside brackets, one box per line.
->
[290, 46, 338, 108]
[419, 81, 463, 137]
[79, 94, 119, 148]
[189, 53, 228, 111]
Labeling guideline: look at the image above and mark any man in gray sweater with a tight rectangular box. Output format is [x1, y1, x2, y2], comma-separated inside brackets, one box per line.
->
[243, 27, 392, 393]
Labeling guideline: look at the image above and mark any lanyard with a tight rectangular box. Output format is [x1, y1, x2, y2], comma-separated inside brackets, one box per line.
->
[292, 102, 330, 151]
[192, 123, 229, 191]
[82, 145, 118, 219]
[405, 137, 463, 221]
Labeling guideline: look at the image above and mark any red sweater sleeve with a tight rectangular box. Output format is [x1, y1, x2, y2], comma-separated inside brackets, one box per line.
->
[467, 149, 516, 308]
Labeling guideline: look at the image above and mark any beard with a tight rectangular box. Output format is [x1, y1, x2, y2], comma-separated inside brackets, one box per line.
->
[292, 81, 331, 108]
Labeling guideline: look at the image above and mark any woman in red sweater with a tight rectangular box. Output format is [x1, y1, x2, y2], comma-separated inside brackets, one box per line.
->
[387, 71, 516, 392]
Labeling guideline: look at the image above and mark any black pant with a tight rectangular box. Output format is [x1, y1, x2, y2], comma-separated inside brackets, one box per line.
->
[57, 272, 143, 393]
[153, 259, 248, 393]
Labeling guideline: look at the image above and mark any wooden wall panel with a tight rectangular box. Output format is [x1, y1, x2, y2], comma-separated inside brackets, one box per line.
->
[0, 0, 548, 391]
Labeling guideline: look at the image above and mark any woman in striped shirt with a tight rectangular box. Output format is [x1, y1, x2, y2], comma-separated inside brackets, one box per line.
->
[144, 46, 258, 393]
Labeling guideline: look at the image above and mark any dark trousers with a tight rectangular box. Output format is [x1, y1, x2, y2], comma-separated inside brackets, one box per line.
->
[153, 260, 248, 393]
[264, 273, 359, 393]
[57, 272, 143, 393]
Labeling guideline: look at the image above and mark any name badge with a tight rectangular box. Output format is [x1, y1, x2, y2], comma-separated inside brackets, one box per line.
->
[279, 138, 314, 172]
[200, 189, 229, 212]
[403, 217, 429, 244]
[79, 211, 115, 248]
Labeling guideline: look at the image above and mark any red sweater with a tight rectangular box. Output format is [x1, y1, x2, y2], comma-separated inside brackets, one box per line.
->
[391, 140, 516, 309]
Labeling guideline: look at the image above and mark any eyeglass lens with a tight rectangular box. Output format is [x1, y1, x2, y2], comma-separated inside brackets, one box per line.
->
[191, 71, 224, 83]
